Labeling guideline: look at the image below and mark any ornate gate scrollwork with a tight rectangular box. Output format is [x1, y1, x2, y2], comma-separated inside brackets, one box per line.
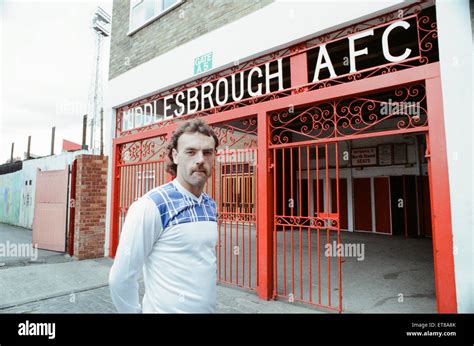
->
[270, 83, 427, 145]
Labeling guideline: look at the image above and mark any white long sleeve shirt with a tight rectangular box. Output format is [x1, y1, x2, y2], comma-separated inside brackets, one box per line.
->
[109, 179, 218, 313]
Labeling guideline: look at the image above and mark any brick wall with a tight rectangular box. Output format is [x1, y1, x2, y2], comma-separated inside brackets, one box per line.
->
[73, 155, 108, 260]
[109, 0, 274, 80]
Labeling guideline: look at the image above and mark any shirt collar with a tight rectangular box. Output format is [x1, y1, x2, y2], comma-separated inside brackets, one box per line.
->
[172, 178, 203, 203]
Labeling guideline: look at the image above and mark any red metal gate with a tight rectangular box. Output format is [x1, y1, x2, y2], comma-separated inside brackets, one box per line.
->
[206, 148, 258, 290]
[117, 160, 168, 237]
[115, 136, 169, 238]
[271, 142, 342, 311]
[206, 119, 259, 290]
[267, 82, 429, 312]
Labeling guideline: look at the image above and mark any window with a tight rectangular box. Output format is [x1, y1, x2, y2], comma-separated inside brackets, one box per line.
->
[129, 0, 181, 34]
[220, 163, 256, 215]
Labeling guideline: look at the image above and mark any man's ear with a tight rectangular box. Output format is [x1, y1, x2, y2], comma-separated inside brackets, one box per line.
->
[172, 148, 178, 165]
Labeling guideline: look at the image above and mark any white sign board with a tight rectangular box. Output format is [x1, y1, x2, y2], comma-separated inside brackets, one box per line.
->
[352, 148, 377, 166]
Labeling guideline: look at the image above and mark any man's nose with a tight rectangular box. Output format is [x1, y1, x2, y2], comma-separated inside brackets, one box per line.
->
[195, 150, 204, 164]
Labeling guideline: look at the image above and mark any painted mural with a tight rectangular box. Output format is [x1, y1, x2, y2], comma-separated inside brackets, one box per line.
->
[0, 171, 21, 225]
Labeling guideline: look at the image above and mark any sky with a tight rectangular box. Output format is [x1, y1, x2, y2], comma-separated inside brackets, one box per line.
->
[0, 0, 113, 164]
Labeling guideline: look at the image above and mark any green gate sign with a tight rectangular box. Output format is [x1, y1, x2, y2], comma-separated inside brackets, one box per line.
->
[194, 52, 213, 75]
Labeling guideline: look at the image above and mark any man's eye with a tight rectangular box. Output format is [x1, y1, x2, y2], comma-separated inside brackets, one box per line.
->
[186, 151, 195, 155]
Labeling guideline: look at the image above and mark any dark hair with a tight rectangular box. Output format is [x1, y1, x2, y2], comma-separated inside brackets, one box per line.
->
[165, 119, 219, 177]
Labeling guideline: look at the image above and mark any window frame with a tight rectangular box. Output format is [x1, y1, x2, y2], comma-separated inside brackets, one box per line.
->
[128, 0, 183, 36]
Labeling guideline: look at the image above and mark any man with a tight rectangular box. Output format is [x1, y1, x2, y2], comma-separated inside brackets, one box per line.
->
[109, 119, 219, 313]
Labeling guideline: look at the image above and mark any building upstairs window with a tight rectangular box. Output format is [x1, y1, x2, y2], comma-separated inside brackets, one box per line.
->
[129, 0, 181, 35]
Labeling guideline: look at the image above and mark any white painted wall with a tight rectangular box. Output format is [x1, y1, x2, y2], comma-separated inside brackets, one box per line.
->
[18, 150, 88, 229]
[108, 0, 406, 108]
[436, 0, 474, 312]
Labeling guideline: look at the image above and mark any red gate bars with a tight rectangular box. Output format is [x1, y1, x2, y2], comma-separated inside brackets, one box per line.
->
[271, 142, 342, 312]
[205, 148, 258, 290]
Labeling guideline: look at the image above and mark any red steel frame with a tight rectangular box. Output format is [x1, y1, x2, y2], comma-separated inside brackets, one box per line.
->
[109, 2, 457, 312]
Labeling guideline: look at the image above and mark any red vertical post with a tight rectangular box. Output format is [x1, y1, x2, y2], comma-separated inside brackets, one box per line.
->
[229, 151, 234, 283]
[325, 143, 330, 306]
[316, 144, 321, 305]
[109, 140, 121, 258]
[236, 150, 240, 285]
[336, 142, 342, 312]
[247, 150, 252, 288]
[290, 147, 294, 297]
[307, 145, 312, 302]
[256, 111, 273, 300]
[298, 146, 303, 300]
[240, 150, 245, 287]
[290, 45, 308, 90]
[223, 151, 228, 283]
[216, 153, 221, 282]
[282, 148, 287, 296]
[272, 148, 277, 297]
[425, 76, 457, 313]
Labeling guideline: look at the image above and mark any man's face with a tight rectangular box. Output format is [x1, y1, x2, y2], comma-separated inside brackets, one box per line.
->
[172, 132, 216, 189]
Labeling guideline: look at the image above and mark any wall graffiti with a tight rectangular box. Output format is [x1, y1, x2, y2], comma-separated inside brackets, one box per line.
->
[0, 171, 21, 225]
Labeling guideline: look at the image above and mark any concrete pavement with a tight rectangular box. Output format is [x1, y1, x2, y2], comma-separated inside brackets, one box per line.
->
[0, 258, 112, 310]
[0, 255, 318, 314]
[0, 222, 317, 313]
